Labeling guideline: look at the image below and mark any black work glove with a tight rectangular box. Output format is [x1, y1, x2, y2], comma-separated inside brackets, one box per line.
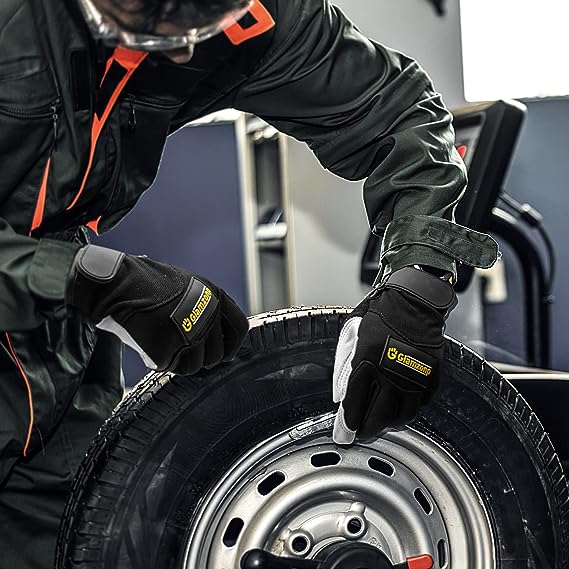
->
[66, 245, 249, 375]
[332, 266, 457, 444]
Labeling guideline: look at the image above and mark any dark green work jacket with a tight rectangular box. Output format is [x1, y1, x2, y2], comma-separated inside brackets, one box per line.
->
[0, 0, 496, 459]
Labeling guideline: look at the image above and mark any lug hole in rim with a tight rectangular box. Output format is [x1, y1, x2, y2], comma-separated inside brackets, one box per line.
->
[347, 517, 364, 535]
[257, 471, 286, 496]
[414, 488, 433, 515]
[311, 451, 341, 467]
[222, 518, 244, 548]
[368, 456, 395, 477]
[291, 535, 310, 554]
[438, 539, 448, 568]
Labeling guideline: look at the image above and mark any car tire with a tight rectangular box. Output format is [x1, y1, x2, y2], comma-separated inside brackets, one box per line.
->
[56, 308, 569, 569]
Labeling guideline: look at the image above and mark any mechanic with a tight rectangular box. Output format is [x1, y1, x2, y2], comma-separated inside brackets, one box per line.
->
[0, 0, 498, 566]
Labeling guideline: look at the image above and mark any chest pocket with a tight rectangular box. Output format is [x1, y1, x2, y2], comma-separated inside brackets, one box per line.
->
[0, 1, 62, 227]
[0, 58, 60, 232]
[93, 93, 186, 233]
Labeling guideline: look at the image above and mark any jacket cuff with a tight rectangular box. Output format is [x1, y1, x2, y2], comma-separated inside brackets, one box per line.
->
[28, 238, 82, 302]
[380, 215, 499, 278]
[381, 244, 457, 278]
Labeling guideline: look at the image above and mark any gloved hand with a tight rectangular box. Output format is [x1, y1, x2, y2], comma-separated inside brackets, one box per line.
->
[333, 266, 457, 444]
[66, 245, 249, 375]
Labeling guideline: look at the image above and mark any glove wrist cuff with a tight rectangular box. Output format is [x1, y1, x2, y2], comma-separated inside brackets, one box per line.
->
[381, 266, 457, 317]
[66, 245, 125, 316]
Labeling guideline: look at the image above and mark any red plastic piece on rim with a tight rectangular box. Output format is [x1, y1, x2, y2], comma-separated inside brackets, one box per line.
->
[457, 144, 468, 159]
[407, 554, 434, 569]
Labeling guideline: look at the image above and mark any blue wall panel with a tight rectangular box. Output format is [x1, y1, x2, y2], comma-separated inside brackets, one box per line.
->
[95, 122, 248, 385]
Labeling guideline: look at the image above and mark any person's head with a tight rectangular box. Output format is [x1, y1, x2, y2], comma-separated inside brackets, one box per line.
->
[79, 0, 252, 63]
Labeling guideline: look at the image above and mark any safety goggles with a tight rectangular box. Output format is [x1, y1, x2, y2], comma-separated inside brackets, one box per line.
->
[77, 0, 253, 51]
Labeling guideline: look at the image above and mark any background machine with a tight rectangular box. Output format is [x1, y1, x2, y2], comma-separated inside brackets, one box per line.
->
[362, 99, 569, 474]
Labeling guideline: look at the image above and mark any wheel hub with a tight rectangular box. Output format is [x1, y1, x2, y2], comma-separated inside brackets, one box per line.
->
[183, 414, 495, 568]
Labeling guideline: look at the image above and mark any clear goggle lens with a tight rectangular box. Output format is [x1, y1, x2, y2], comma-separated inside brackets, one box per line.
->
[77, 0, 253, 51]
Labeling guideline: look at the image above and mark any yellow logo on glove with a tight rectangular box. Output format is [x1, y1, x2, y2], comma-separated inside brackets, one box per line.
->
[182, 286, 213, 334]
[387, 344, 432, 377]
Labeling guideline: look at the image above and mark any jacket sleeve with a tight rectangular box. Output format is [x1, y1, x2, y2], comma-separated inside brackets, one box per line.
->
[0, 219, 80, 332]
[233, 0, 498, 278]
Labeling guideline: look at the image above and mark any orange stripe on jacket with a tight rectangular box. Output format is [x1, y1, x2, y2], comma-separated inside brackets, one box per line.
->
[5, 333, 34, 457]
[29, 157, 51, 235]
[224, 0, 275, 45]
[86, 215, 102, 235]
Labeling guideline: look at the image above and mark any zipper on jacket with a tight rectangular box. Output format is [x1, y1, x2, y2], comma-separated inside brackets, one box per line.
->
[127, 95, 137, 133]
[125, 94, 186, 133]
[50, 103, 59, 153]
[0, 98, 61, 120]
[29, 102, 60, 235]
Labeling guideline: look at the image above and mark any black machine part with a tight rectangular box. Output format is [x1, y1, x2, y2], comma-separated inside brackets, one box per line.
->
[489, 207, 552, 369]
[499, 192, 556, 299]
[453, 100, 526, 236]
[56, 308, 569, 569]
[360, 100, 527, 292]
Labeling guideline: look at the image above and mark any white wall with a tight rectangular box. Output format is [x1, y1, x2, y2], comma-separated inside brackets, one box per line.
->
[333, 0, 467, 108]
[284, 137, 370, 307]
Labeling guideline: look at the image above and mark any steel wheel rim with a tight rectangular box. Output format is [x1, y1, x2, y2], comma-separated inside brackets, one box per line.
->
[183, 413, 495, 568]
